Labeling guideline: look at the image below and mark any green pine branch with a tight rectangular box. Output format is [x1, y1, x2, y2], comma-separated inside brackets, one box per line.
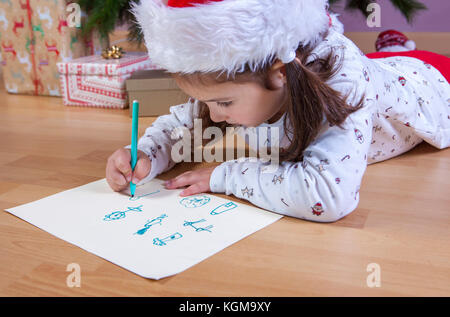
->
[390, 0, 427, 23]
[75, 0, 143, 46]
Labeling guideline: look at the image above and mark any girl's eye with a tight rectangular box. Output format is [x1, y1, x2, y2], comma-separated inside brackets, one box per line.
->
[217, 101, 232, 107]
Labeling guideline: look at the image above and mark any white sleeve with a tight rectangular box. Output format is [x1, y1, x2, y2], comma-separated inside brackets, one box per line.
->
[209, 50, 375, 222]
[209, 105, 373, 222]
[125, 99, 200, 185]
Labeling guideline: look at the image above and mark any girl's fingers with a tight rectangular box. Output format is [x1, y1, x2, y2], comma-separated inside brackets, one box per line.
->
[115, 151, 132, 181]
[165, 171, 193, 189]
[132, 157, 152, 184]
[107, 169, 128, 191]
[180, 183, 203, 197]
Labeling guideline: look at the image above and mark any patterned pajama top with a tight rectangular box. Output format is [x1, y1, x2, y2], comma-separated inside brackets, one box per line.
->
[130, 29, 450, 222]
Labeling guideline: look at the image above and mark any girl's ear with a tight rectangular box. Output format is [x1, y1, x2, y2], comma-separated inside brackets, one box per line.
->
[268, 59, 287, 89]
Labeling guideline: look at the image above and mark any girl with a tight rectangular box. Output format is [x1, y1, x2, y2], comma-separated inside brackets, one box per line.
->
[105, 0, 450, 222]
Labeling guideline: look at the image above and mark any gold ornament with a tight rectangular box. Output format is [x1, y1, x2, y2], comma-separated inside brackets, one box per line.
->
[102, 45, 125, 59]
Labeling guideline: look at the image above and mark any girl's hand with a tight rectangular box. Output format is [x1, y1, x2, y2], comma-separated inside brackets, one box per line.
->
[106, 148, 151, 192]
[164, 167, 216, 197]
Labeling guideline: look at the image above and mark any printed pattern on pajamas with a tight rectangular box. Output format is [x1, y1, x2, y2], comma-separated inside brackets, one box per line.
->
[128, 29, 450, 222]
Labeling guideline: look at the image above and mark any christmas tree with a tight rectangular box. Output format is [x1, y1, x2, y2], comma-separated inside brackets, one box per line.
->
[76, 0, 427, 46]
[76, 0, 143, 45]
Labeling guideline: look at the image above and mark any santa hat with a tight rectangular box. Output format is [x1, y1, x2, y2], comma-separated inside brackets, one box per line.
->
[131, 0, 343, 78]
[375, 29, 416, 52]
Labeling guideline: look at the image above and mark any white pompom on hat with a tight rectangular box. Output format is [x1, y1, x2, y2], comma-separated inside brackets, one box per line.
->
[131, 0, 340, 78]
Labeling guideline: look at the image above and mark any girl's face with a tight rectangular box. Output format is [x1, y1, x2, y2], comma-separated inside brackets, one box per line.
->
[174, 68, 287, 128]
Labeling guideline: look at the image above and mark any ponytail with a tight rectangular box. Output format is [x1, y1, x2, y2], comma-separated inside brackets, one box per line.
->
[280, 44, 365, 162]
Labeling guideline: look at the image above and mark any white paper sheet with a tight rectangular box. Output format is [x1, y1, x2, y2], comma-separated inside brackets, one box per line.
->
[4, 178, 283, 279]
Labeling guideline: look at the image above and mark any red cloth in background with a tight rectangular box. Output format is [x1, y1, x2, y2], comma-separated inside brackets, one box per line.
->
[366, 50, 450, 84]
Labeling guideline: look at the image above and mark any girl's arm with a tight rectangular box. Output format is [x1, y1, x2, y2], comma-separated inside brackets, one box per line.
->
[125, 99, 199, 185]
[209, 51, 375, 222]
[209, 104, 373, 222]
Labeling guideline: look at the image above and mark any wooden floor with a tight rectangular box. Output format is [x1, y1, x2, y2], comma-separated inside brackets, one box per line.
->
[0, 82, 449, 297]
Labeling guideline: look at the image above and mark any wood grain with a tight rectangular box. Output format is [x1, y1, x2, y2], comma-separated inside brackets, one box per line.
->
[0, 77, 449, 297]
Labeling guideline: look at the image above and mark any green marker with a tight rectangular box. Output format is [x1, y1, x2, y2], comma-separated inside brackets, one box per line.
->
[130, 100, 139, 197]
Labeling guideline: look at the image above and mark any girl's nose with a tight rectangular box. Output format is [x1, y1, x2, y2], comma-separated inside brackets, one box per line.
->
[210, 108, 228, 123]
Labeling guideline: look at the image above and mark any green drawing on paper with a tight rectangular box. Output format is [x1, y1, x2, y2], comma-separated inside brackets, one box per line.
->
[135, 214, 168, 235]
[103, 205, 143, 221]
[210, 202, 238, 215]
[129, 190, 160, 201]
[183, 219, 213, 233]
[153, 232, 183, 246]
[179, 195, 211, 208]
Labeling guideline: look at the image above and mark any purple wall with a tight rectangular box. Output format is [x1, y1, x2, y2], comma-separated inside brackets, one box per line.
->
[331, 0, 450, 32]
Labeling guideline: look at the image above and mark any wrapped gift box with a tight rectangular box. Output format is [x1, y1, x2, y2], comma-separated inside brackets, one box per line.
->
[126, 69, 189, 117]
[0, 0, 107, 96]
[57, 52, 160, 109]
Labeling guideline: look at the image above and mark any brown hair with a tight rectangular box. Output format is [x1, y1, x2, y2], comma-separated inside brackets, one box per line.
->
[172, 30, 364, 163]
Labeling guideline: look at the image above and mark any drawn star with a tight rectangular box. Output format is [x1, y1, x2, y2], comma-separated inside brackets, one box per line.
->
[272, 174, 284, 184]
[241, 187, 253, 198]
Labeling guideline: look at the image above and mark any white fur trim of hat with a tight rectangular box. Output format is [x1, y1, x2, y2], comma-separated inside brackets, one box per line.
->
[131, 0, 338, 77]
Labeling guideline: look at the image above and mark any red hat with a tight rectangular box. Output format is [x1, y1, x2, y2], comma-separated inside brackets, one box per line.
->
[132, 0, 344, 77]
[167, 0, 222, 7]
[375, 29, 415, 52]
